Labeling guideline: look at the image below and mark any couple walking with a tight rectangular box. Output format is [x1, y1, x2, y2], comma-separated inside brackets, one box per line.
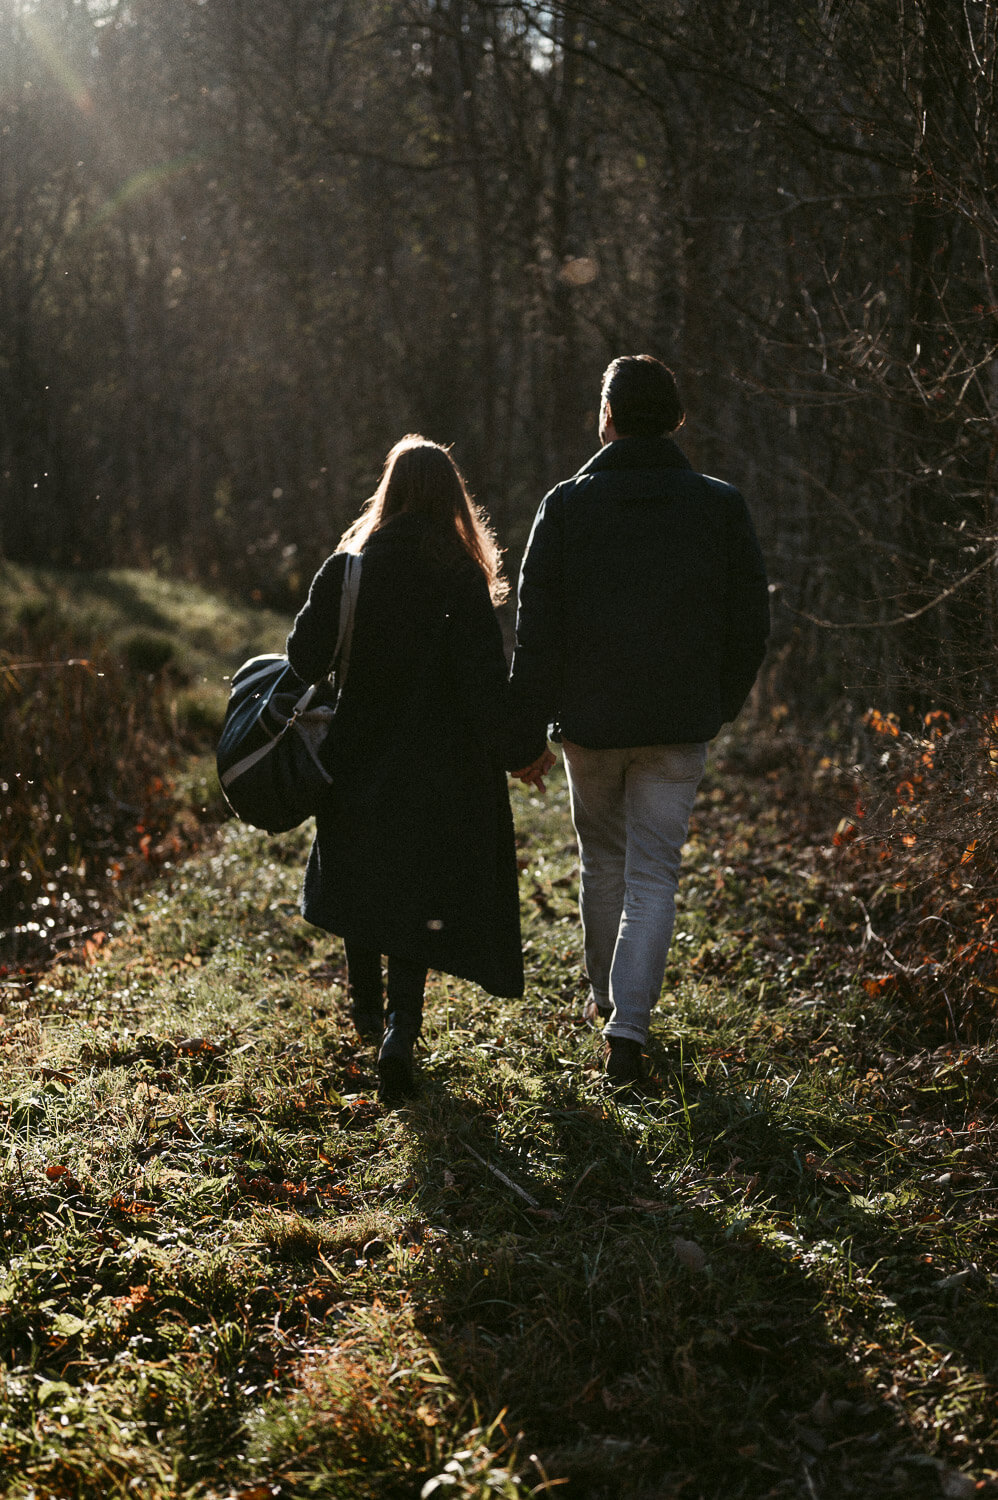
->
[286, 355, 770, 1101]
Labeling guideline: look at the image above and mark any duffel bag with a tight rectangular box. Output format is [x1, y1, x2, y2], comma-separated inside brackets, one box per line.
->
[216, 553, 361, 833]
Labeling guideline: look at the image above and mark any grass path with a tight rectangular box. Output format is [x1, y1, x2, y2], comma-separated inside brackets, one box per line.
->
[2, 757, 997, 1499]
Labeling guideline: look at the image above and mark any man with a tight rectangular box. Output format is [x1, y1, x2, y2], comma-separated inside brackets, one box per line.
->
[509, 354, 770, 1085]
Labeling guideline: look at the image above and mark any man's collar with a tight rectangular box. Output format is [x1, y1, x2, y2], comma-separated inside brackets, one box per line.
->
[576, 435, 693, 477]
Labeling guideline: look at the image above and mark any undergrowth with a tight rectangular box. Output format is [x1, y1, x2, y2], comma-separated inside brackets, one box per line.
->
[2, 747, 996, 1498]
[0, 563, 289, 968]
[3, 565, 997, 1495]
[829, 707, 998, 1039]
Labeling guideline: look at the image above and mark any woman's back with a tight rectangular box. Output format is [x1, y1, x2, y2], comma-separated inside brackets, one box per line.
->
[287, 511, 505, 768]
[287, 489, 522, 1003]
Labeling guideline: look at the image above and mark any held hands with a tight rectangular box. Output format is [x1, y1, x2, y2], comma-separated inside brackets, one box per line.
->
[511, 747, 557, 794]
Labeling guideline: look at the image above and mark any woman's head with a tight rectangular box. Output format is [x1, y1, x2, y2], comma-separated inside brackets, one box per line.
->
[339, 435, 508, 602]
[377, 437, 469, 526]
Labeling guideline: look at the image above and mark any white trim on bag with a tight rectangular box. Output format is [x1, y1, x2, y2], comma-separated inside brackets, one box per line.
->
[233, 657, 286, 693]
[221, 712, 334, 789]
[221, 554, 361, 797]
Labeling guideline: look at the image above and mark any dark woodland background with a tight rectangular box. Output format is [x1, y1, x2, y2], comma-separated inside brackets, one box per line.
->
[2, 0, 996, 720]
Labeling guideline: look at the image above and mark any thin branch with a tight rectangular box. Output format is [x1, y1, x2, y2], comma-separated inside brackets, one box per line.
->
[463, 1141, 544, 1210]
[788, 546, 998, 629]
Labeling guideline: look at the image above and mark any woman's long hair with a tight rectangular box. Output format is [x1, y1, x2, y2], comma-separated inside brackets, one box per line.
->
[337, 435, 508, 603]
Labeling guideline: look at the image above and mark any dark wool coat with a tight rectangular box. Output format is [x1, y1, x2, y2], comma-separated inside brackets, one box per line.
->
[286, 513, 524, 999]
[508, 436, 771, 761]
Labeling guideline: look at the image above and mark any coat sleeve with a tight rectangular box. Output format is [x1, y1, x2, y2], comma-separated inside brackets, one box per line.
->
[507, 486, 565, 767]
[720, 488, 770, 722]
[286, 552, 348, 684]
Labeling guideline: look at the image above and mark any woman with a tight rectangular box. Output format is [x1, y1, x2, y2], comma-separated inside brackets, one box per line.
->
[286, 436, 524, 1101]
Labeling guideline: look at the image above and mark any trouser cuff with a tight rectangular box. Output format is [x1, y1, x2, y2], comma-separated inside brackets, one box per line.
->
[604, 1022, 647, 1045]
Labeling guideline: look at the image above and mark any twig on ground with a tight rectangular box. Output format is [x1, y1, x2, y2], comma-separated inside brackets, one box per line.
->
[463, 1141, 543, 1211]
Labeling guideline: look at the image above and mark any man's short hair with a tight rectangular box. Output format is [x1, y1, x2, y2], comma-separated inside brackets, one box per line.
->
[601, 354, 684, 436]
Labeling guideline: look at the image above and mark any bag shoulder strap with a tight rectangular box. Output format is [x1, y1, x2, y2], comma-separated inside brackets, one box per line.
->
[331, 551, 362, 690]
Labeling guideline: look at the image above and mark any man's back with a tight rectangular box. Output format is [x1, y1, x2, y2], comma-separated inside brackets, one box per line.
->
[511, 434, 770, 753]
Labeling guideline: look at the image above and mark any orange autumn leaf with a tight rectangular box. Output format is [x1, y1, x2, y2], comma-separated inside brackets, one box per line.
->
[110, 1283, 153, 1313]
[865, 708, 900, 737]
[83, 931, 108, 964]
[108, 1194, 157, 1215]
[46, 1163, 84, 1193]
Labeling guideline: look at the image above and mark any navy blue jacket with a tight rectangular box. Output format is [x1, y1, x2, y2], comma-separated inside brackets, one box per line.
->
[508, 436, 770, 761]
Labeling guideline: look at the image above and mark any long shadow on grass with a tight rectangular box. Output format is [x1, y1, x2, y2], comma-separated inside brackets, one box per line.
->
[654, 1035, 998, 1389]
[394, 1053, 982, 1500]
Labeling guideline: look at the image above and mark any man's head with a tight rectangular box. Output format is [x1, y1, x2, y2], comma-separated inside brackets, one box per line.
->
[599, 355, 684, 443]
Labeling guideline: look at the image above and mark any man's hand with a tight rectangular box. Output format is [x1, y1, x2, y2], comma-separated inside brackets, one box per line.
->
[511, 748, 557, 793]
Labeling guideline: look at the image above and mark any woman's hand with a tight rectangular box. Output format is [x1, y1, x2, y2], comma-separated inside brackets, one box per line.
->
[511, 748, 557, 793]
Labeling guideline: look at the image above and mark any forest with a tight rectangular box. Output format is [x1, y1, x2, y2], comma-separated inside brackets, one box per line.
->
[1, 0, 995, 721]
[3, 5, 998, 1498]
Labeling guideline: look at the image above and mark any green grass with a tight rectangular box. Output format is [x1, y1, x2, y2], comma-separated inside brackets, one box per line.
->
[2, 741, 997, 1497]
[1, 561, 291, 690]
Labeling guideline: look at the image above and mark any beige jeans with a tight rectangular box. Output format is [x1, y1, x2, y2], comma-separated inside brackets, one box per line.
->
[562, 740, 707, 1044]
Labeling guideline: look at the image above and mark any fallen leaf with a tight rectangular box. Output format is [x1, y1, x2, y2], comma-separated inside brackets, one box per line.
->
[672, 1236, 707, 1273]
[810, 1391, 834, 1427]
[51, 1312, 88, 1338]
[940, 1470, 977, 1499]
[108, 1194, 157, 1215]
[45, 1163, 83, 1194]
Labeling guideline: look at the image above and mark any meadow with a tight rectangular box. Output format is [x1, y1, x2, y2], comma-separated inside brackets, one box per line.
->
[1, 567, 996, 1499]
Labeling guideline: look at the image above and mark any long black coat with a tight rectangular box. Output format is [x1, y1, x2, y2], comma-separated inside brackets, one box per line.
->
[286, 513, 523, 998]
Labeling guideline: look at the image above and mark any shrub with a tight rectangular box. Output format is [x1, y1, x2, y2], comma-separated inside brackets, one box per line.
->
[833, 706, 998, 1037]
[1, 620, 204, 967]
[118, 629, 180, 676]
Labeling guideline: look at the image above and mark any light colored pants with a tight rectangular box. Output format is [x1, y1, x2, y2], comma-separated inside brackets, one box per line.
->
[563, 740, 707, 1044]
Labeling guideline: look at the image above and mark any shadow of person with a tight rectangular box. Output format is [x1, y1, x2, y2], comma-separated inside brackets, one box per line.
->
[368, 1037, 989, 1499]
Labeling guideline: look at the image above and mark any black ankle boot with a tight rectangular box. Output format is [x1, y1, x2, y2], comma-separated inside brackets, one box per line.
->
[605, 1036, 645, 1087]
[377, 1017, 419, 1101]
[376, 956, 426, 1103]
[350, 997, 384, 1043]
[345, 946, 384, 1044]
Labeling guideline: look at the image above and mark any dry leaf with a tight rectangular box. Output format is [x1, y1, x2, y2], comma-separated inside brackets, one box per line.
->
[672, 1236, 707, 1273]
[810, 1391, 834, 1427]
[108, 1194, 157, 1215]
